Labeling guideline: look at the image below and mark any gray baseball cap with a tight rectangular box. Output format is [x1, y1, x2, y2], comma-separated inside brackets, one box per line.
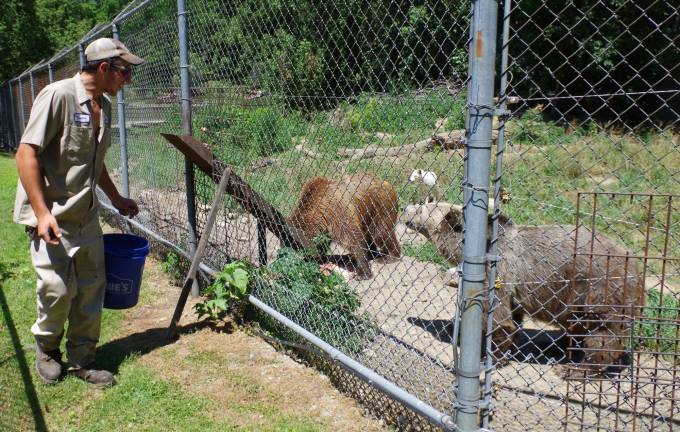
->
[84, 38, 144, 65]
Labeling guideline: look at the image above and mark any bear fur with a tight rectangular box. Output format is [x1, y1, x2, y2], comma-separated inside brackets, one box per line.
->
[401, 202, 645, 372]
[288, 174, 401, 279]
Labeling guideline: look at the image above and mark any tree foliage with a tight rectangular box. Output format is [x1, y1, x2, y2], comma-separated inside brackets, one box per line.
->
[509, 0, 680, 124]
[0, 0, 131, 82]
[0, 0, 51, 81]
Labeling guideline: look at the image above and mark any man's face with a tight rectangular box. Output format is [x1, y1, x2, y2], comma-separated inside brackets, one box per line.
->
[103, 60, 133, 95]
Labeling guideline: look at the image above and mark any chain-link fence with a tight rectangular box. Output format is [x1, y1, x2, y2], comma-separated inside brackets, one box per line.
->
[1, 0, 678, 430]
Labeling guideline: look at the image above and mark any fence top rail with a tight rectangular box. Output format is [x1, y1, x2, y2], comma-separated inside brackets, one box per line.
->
[15, 43, 80, 81]
[47, 46, 77, 65]
[27, 60, 49, 74]
[113, 0, 153, 24]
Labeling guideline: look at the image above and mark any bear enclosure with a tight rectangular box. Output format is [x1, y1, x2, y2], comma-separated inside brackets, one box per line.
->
[1, 0, 679, 430]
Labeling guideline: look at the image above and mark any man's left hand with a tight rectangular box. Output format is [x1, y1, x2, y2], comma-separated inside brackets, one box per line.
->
[112, 196, 139, 218]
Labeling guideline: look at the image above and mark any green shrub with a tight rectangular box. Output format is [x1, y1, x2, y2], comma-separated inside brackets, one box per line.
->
[509, 106, 570, 145]
[340, 92, 466, 133]
[194, 104, 306, 167]
[194, 261, 251, 321]
[254, 247, 376, 353]
[160, 251, 185, 284]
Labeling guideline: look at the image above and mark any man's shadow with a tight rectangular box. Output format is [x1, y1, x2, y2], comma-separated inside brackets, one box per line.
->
[0, 264, 48, 432]
[95, 321, 229, 373]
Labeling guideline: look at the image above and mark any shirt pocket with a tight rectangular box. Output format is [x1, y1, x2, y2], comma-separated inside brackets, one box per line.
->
[64, 124, 93, 165]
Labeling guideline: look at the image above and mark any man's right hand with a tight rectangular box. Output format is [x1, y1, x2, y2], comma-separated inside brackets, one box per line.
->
[36, 213, 62, 245]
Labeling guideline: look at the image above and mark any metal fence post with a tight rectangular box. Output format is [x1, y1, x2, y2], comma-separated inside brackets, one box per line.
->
[48, 63, 54, 83]
[1, 84, 6, 149]
[177, 0, 199, 296]
[8, 80, 18, 149]
[17, 76, 25, 135]
[29, 70, 36, 103]
[79, 43, 86, 69]
[480, 0, 511, 428]
[112, 22, 130, 198]
[455, 0, 499, 430]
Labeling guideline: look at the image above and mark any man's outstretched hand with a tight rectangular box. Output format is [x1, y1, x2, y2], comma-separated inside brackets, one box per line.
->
[112, 196, 139, 218]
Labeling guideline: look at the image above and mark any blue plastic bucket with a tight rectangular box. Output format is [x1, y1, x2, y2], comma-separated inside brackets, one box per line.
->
[103, 233, 149, 309]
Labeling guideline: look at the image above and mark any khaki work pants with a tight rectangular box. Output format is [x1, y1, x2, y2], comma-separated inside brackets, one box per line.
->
[29, 215, 105, 369]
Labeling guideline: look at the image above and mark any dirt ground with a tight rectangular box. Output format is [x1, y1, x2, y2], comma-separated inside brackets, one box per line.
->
[105, 224, 390, 432]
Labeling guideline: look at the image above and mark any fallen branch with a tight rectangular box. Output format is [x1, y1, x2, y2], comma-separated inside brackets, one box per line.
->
[335, 129, 498, 160]
[293, 144, 322, 159]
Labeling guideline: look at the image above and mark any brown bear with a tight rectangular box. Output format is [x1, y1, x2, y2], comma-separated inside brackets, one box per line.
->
[288, 174, 401, 279]
[401, 202, 645, 373]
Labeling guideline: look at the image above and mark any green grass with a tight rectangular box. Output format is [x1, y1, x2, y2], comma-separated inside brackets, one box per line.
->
[403, 242, 452, 270]
[636, 289, 680, 355]
[0, 153, 331, 432]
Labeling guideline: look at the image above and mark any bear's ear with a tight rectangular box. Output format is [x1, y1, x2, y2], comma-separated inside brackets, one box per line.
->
[444, 208, 464, 232]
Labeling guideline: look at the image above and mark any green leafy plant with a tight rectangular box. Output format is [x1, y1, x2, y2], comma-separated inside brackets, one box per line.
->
[300, 232, 331, 261]
[160, 251, 184, 283]
[254, 247, 376, 353]
[194, 262, 250, 321]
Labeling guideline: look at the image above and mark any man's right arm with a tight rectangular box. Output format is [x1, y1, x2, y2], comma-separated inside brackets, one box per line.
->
[16, 143, 61, 244]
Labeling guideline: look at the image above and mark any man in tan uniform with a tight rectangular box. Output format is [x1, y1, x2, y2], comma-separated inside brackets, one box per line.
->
[14, 38, 144, 386]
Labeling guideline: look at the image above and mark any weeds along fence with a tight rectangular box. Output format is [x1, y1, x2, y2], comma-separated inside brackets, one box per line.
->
[1, 0, 679, 430]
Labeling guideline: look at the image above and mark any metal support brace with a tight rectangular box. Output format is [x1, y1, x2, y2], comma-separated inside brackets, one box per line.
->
[167, 167, 231, 339]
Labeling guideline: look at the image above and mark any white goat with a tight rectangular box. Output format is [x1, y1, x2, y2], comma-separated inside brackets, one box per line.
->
[408, 169, 439, 204]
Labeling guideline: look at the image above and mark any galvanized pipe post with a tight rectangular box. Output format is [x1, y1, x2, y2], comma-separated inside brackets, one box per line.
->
[17, 76, 25, 135]
[177, 0, 199, 296]
[8, 80, 18, 149]
[29, 70, 36, 103]
[1, 84, 6, 149]
[112, 22, 130, 198]
[481, 0, 512, 428]
[48, 63, 54, 83]
[456, 0, 499, 431]
[79, 43, 86, 69]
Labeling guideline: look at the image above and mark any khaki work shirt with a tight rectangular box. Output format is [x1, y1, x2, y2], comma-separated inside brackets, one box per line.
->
[14, 73, 112, 227]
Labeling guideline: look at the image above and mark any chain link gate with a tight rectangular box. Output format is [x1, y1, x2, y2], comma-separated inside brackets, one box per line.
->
[1, 0, 679, 430]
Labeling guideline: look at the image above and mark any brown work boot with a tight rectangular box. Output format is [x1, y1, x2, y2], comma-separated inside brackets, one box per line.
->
[35, 346, 62, 384]
[70, 366, 116, 388]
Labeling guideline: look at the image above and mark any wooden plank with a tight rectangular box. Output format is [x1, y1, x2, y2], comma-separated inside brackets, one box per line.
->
[161, 133, 214, 176]
[160, 133, 311, 251]
[215, 164, 311, 250]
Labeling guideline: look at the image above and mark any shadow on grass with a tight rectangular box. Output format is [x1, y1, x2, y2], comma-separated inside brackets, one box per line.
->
[95, 320, 233, 373]
[0, 266, 48, 432]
